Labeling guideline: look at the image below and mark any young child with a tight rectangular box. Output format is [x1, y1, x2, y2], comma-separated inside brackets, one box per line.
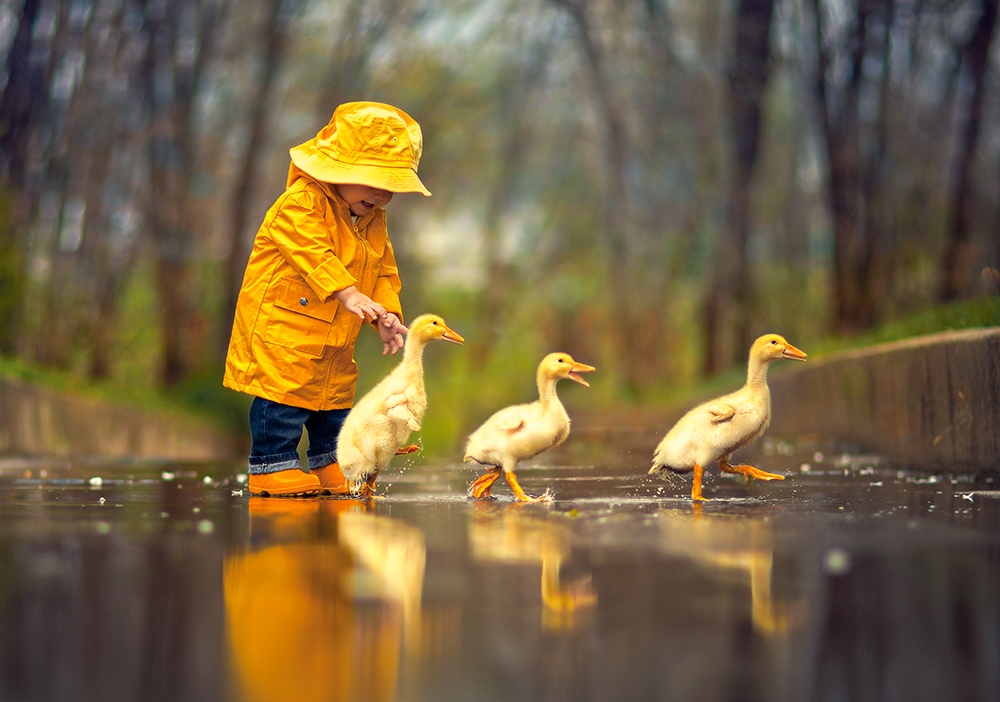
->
[224, 101, 431, 497]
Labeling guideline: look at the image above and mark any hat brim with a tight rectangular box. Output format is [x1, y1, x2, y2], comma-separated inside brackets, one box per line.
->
[290, 143, 431, 196]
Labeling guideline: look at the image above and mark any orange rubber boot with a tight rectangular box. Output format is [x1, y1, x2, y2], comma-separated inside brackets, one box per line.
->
[311, 462, 351, 495]
[248, 468, 321, 497]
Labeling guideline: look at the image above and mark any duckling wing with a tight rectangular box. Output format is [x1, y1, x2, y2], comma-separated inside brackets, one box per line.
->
[706, 402, 736, 424]
[653, 399, 738, 470]
[465, 402, 566, 466]
[491, 406, 528, 434]
[688, 396, 768, 459]
[464, 404, 535, 463]
[383, 392, 407, 409]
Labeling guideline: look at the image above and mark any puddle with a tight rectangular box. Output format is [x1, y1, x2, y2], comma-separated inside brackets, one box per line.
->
[0, 437, 997, 701]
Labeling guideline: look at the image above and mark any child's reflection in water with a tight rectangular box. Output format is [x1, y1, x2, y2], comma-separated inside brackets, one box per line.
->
[224, 498, 426, 702]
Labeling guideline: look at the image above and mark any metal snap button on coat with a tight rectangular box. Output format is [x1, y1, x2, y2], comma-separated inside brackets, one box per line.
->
[299, 297, 308, 306]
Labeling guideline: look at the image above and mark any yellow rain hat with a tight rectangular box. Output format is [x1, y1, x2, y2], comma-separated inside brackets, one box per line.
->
[289, 101, 431, 196]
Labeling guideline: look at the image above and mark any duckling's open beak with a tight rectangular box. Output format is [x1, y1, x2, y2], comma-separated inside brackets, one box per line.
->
[568, 362, 596, 386]
[782, 343, 807, 361]
[441, 326, 465, 345]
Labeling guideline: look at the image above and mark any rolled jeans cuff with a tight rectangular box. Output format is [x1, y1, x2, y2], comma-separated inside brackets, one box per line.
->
[248, 453, 303, 475]
[306, 449, 338, 471]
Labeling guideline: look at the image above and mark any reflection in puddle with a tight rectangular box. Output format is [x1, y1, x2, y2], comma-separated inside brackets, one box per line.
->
[469, 503, 596, 631]
[657, 506, 806, 635]
[0, 442, 997, 702]
[224, 498, 430, 702]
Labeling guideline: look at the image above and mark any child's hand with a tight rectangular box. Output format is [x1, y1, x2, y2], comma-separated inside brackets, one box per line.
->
[377, 313, 408, 356]
[334, 285, 386, 321]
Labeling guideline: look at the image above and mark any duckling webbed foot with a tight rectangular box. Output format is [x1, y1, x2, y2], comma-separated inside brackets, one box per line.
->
[395, 444, 421, 455]
[354, 471, 380, 498]
[505, 470, 552, 503]
[470, 467, 502, 499]
[719, 460, 784, 482]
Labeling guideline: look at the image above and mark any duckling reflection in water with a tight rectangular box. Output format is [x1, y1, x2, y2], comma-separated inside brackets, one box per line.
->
[469, 503, 596, 631]
[225, 498, 431, 702]
[465, 353, 596, 502]
[660, 507, 807, 635]
[649, 334, 807, 501]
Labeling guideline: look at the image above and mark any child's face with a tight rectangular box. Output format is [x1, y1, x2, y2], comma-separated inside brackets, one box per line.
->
[334, 184, 393, 216]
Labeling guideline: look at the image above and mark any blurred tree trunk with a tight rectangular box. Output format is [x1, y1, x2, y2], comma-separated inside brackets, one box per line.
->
[703, 0, 774, 375]
[642, 0, 703, 385]
[42, 3, 103, 376]
[77, 3, 144, 380]
[0, 0, 45, 355]
[627, 0, 677, 388]
[26, 0, 76, 370]
[315, 0, 402, 119]
[76, 120, 116, 380]
[551, 0, 638, 391]
[0, 0, 43, 191]
[939, 0, 998, 301]
[140, 0, 225, 387]
[469, 34, 552, 370]
[856, 0, 895, 327]
[0, 193, 23, 356]
[220, 0, 296, 359]
[807, 0, 887, 335]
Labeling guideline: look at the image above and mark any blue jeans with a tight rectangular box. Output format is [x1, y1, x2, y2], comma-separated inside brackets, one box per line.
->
[248, 397, 350, 474]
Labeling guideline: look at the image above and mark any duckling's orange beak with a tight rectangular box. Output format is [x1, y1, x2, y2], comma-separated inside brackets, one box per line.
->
[782, 343, 807, 361]
[568, 362, 596, 386]
[441, 325, 465, 345]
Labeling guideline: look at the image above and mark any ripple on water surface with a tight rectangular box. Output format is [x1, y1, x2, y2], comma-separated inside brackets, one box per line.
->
[0, 438, 996, 702]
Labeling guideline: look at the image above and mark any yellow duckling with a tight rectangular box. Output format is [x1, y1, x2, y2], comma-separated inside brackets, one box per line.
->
[338, 314, 464, 497]
[648, 334, 807, 501]
[465, 353, 596, 502]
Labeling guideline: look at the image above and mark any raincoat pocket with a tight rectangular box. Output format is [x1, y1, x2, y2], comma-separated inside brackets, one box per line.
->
[263, 278, 338, 357]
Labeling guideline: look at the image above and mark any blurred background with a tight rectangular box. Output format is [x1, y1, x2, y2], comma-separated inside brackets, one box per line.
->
[0, 0, 998, 454]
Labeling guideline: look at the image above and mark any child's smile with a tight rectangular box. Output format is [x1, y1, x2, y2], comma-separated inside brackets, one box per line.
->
[334, 183, 393, 216]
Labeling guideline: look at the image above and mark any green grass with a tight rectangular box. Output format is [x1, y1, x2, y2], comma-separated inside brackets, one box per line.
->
[807, 296, 1000, 359]
[0, 354, 244, 432]
[657, 296, 1000, 412]
[2, 296, 996, 453]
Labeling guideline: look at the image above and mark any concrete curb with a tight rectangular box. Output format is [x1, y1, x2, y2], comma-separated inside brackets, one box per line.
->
[769, 327, 1000, 474]
[0, 374, 242, 462]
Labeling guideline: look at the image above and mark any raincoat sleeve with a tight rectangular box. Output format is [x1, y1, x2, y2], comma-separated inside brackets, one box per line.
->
[371, 234, 403, 322]
[269, 189, 358, 301]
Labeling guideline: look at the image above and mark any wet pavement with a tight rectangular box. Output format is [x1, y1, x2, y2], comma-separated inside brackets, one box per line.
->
[0, 433, 997, 702]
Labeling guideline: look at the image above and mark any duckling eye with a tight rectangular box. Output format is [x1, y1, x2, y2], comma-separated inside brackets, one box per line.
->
[432, 321, 438, 325]
[770, 339, 777, 344]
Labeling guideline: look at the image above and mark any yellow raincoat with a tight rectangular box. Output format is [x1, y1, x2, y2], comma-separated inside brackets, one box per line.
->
[223, 165, 402, 410]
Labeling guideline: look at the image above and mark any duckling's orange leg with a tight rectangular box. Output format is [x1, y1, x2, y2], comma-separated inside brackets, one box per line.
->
[357, 470, 379, 498]
[395, 445, 420, 455]
[719, 460, 784, 482]
[469, 467, 502, 499]
[504, 471, 552, 503]
[691, 463, 708, 502]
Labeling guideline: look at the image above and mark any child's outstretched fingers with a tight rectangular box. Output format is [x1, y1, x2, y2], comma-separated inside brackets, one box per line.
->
[377, 313, 407, 355]
[358, 302, 383, 322]
[380, 314, 407, 334]
[334, 286, 386, 322]
[382, 332, 404, 356]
